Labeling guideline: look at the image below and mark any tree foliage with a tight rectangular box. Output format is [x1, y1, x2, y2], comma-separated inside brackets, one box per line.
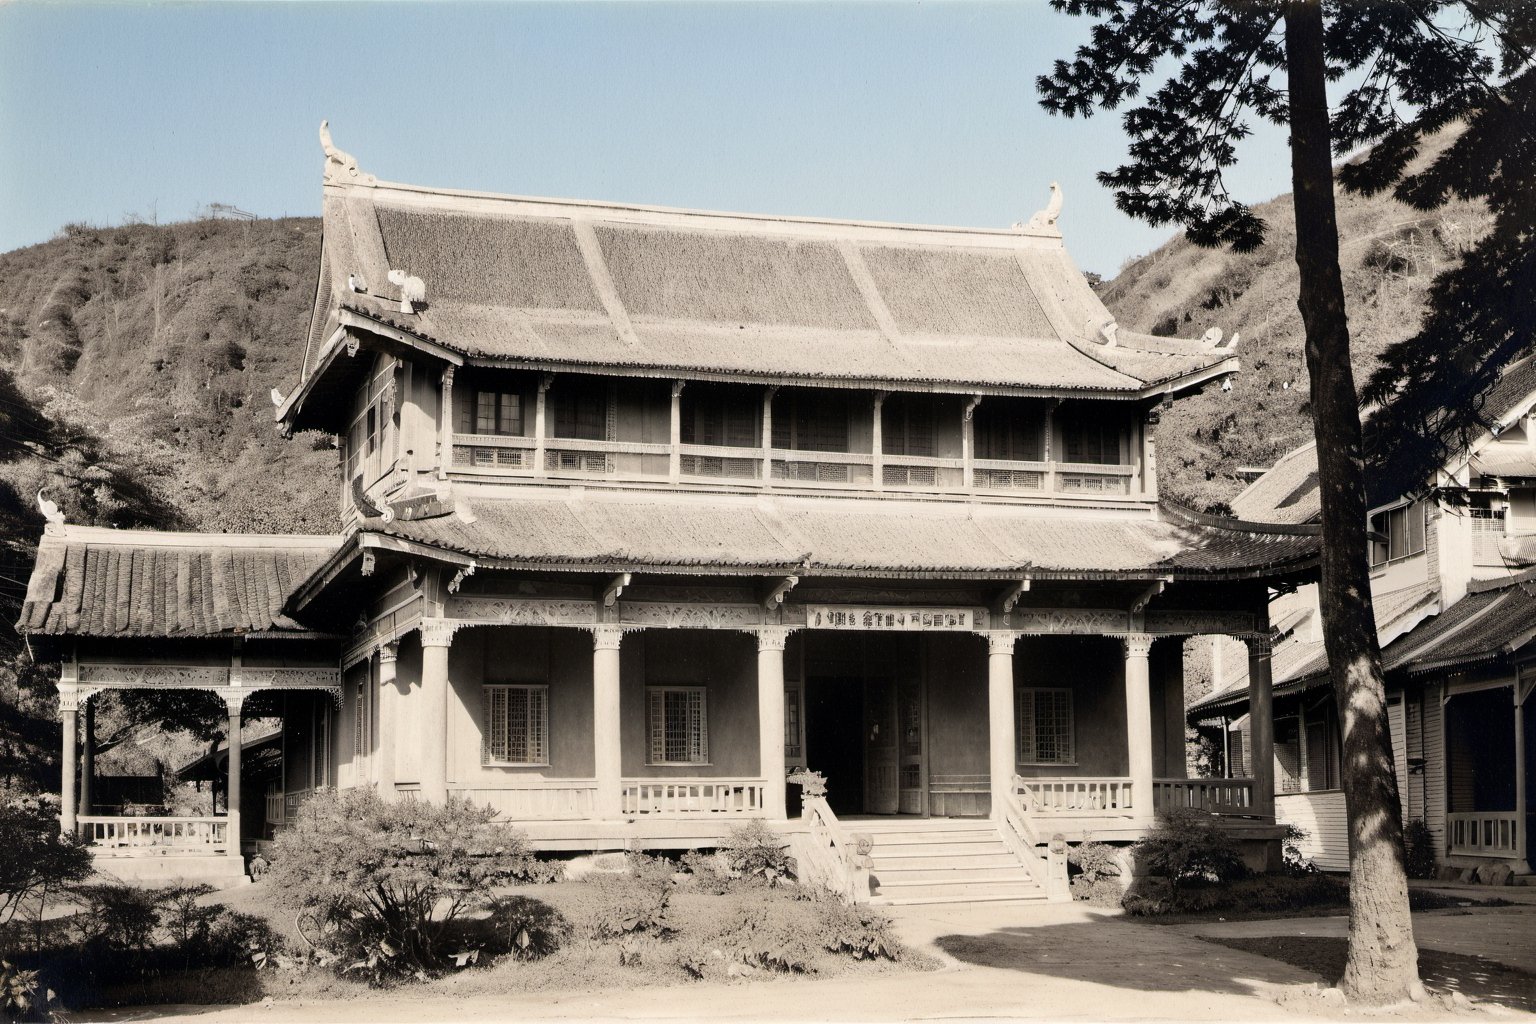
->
[0, 791, 92, 928]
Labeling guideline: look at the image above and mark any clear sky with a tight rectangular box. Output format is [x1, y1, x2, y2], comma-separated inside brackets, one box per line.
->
[0, 1, 1293, 277]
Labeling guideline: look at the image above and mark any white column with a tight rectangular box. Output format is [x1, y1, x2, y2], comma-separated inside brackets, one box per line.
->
[761, 386, 777, 485]
[872, 392, 887, 491]
[669, 380, 685, 483]
[419, 619, 456, 803]
[1245, 634, 1277, 821]
[592, 625, 625, 819]
[438, 366, 455, 479]
[1123, 634, 1155, 823]
[59, 688, 79, 836]
[377, 641, 399, 794]
[757, 628, 791, 820]
[962, 396, 981, 489]
[987, 632, 1017, 819]
[223, 692, 244, 861]
[534, 373, 553, 477]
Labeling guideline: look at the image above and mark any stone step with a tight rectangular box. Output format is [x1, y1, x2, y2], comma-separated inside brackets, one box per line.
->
[873, 864, 1038, 883]
[846, 817, 992, 831]
[867, 837, 1011, 856]
[870, 889, 1050, 907]
[869, 852, 1022, 871]
[871, 877, 1046, 902]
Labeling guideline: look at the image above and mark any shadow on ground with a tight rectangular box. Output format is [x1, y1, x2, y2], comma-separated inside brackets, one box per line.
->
[933, 919, 1317, 998]
[1209, 936, 1536, 1013]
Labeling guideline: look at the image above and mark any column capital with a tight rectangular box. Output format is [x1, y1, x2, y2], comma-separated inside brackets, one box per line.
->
[756, 626, 795, 652]
[55, 684, 102, 716]
[1244, 633, 1275, 657]
[985, 631, 1018, 656]
[420, 618, 459, 648]
[592, 623, 631, 651]
[377, 640, 399, 666]
[1122, 633, 1155, 659]
[441, 365, 455, 390]
[220, 688, 250, 716]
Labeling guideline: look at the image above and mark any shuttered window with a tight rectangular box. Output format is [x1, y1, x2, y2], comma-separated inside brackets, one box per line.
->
[647, 687, 708, 765]
[681, 385, 759, 447]
[482, 685, 549, 766]
[552, 389, 607, 440]
[354, 678, 369, 761]
[880, 395, 934, 456]
[974, 404, 1044, 462]
[1059, 412, 1121, 465]
[457, 389, 523, 436]
[1015, 687, 1074, 765]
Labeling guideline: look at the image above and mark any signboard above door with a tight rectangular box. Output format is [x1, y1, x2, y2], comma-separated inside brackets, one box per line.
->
[805, 606, 987, 630]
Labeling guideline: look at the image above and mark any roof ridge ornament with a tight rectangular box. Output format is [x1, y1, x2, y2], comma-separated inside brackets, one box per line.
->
[319, 120, 376, 187]
[37, 491, 65, 532]
[1202, 328, 1241, 355]
[1015, 182, 1063, 233]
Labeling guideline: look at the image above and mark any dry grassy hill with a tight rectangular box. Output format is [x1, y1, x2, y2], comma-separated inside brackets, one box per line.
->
[1101, 135, 1487, 512]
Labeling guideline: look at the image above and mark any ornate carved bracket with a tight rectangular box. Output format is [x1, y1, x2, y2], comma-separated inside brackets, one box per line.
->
[985, 632, 1019, 656]
[419, 617, 460, 648]
[756, 626, 795, 652]
[1122, 634, 1155, 659]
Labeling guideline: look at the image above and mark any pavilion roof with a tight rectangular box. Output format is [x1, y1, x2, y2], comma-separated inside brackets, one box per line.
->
[344, 493, 1319, 581]
[18, 527, 341, 638]
[282, 138, 1241, 431]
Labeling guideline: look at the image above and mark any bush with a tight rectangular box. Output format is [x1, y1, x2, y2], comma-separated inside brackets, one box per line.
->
[718, 821, 795, 888]
[1404, 818, 1438, 879]
[1067, 840, 1124, 905]
[1121, 872, 1344, 917]
[479, 895, 571, 960]
[679, 850, 732, 895]
[1133, 809, 1248, 888]
[0, 793, 93, 936]
[268, 788, 531, 983]
[0, 959, 54, 1022]
[1281, 824, 1318, 875]
[813, 895, 902, 961]
[71, 883, 163, 953]
[721, 904, 819, 973]
[578, 871, 674, 940]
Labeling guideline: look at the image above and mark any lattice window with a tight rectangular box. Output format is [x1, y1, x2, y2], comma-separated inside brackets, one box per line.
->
[482, 685, 549, 766]
[551, 389, 607, 440]
[974, 404, 1044, 462]
[1060, 413, 1121, 465]
[784, 687, 801, 759]
[354, 678, 369, 762]
[1016, 687, 1074, 765]
[647, 687, 708, 765]
[881, 395, 935, 457]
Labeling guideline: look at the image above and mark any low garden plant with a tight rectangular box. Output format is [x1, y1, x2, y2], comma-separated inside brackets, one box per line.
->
[1403, 818, 1438, 879]
[1067, 840, 1124, 906]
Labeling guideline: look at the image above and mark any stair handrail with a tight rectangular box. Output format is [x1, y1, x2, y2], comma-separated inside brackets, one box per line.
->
[1000, 775, 1071, 903]
[801, 794, 869, 902]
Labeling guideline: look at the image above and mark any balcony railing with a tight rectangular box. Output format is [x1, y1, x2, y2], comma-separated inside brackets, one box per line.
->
[1447, 811, 1522, 857]
[620, 778, 766, 816]
[80, 815, 229, 854]
[1015, 777, 1135, 814]
[1152, 778, 1255, 816]
[455, 781, 598, 821]
[450, 432, 1141, 501]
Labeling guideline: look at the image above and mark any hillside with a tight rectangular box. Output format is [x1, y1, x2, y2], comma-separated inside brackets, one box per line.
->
[1102, 136, 1488, 512]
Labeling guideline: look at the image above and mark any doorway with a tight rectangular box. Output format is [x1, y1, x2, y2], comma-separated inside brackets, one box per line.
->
[807, 677, 864, 816]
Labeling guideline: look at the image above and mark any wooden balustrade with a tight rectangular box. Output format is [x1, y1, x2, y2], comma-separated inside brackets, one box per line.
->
[456, 782, 598, 821]
[801, 794, 866, 902]
[999, 782, 1071, 902]
[1014, 777, 1135, 814]
[620, 779, 766, 817]
[1447, 811, 1522, 856]
[264, 791, 285, 828]
[79, 816, 229, 853]
[1152, 778, 1256, 816]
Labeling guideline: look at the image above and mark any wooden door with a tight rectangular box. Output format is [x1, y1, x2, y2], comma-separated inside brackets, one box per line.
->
[864, 677, 899, 814]
[898, 674, 925, 814]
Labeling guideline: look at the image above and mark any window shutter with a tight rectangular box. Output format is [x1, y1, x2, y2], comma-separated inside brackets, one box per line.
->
[690, 689, 708, 763]
[529, 686, 548, 764]
[1016, 689, 1035, 764]
[648, 689, 664, 764]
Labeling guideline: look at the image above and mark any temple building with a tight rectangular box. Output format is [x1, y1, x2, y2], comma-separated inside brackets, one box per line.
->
[20, 127, 1319, 900]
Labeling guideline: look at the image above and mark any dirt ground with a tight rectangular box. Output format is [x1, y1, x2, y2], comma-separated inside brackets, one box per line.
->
[73, 892, 1536, 1023]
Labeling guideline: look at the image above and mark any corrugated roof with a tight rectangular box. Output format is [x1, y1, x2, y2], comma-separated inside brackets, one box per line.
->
[1472, 447, 1536, 478]
[19, 528, 341, 638]
[357, 494, 1319, 579]
[291, 165, 1237, 408]
[1189, 584, 1439, 715]
[1230, 443, 1320, 525]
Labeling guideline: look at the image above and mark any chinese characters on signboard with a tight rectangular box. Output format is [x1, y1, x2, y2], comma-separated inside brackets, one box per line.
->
[805, 606, 983, 630]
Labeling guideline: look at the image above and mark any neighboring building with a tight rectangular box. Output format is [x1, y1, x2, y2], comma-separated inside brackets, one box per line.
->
[21, 128, 1320, 898]
[1193, 360, 1536, 877]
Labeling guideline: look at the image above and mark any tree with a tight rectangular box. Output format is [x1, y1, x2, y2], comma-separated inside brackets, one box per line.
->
[0, 791, 92, 939]
[1039, 1, 1532, 1004]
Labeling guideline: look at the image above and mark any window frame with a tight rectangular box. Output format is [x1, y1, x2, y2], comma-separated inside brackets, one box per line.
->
[1058, 411, 1124, 466]
[1015, 686, 1076, 766]
[1368, 500, 1427, 567]
[481, 683, 550, 768]
[646, 685, 710, 766]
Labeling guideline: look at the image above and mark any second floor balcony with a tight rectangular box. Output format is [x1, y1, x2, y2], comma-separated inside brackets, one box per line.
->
[444, 373, 1148, 504]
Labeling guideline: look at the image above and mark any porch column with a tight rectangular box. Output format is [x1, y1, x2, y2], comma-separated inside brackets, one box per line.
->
[58, 687, 79, 836]
[1245, 634, 1276, 821]
[962, 395, 981, 489]
[222, 691, 245, 861]
[757, 628, 791, 820]
[1515, 680, 1527, 863]
[872, 392, 887, 492]
[419, 619, 456, 803]
[534, 373, 553, 477]
[80, 699, 95, 817]
[1123, 634, 1155, 824]
[592, 625, 626, 819]
[761, 386, 777, 485]
[377, 641, 399, 794]
[669, 381, 685, 484]
[437, 366, 455, 479]
[987, 632, 1017, 819]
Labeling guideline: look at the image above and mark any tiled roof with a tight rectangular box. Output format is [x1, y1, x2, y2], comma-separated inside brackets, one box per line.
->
[357, 494, 1319, 579]
[1386, 575, 1536, 675]
[293, 170, 1237, 408]
[1229, 443, 1320, 525]
[1189, 584, 1439, 716]
[1482, 354, 1536, 425]
[1472, 448, 1536, 478]
[19, 527, 341, 638]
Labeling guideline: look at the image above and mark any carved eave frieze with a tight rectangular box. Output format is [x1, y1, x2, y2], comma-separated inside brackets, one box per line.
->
[67, 664, 343, 710]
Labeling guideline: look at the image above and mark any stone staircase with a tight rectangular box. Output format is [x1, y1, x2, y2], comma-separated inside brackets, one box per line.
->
[854, 817, 1049, 906]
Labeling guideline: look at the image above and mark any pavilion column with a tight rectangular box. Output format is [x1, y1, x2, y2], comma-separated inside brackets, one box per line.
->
[1245, 634, 1276, 821]
[962, 395, 981, 489]
[872, 392, 887, 491]
[419, 619, 457, 804]
[761, 386, 778, 485]
[1513, 680, 1527, 863]
[377, 642, 400, 794]
[1123, 634, 1155, 824]
[534, 373, 553, 477]
[80, 699, 95, 817]
[669, 381, 685, 484]
[592, 625, 626, 819]
[58, 686, 79, 836]
[437, 366, 455, 479]
[987, 632, 1017, 819]
[222, 691, 245, 861]
[757, 628, 791, 820]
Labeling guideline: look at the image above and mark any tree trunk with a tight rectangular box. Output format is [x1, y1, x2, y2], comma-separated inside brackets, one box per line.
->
[1283, 0, 1422, 1004]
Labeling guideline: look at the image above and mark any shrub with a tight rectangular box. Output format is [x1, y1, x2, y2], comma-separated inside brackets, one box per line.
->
[1404, 818, 1438, 879]
[578, 872, 674, 940]
[478, 895, 571, 960]
[72, 883, 163, 953]
[267, 788, 530, 983]
[0, 959, 53, 1022]
[720, 904, 818, 973]
[813, 895, 902, 961]
[718, 820, 795, 887]
[0, 793, 93, 935]
[679, 849, 732, 895]
[1067, 840, 1124, 905]
[1281, 824, 1318, 875]
[1121, 873, 1344, 917]
[1133, 808, 1248, 888]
